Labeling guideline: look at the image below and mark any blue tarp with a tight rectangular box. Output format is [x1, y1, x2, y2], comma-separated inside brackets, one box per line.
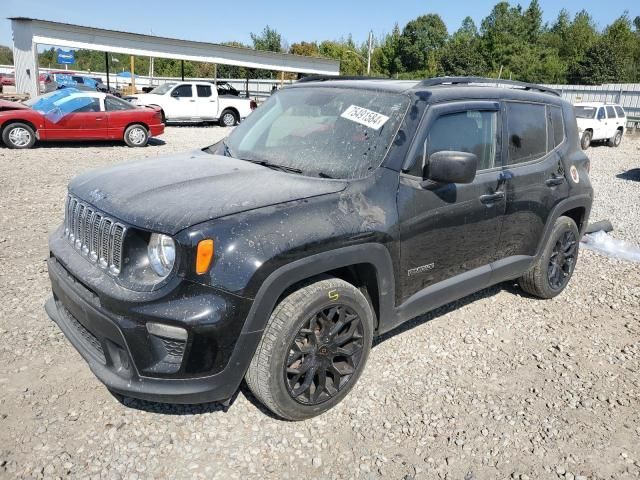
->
[117, 71, 138, 78]
[26, 89, 94, 123]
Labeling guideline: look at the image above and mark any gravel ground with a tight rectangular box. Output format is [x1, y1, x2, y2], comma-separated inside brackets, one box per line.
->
[0, 127, 639, 480]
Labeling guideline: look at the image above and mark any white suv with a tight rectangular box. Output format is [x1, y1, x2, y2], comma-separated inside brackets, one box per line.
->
[575, 102, 626, 150]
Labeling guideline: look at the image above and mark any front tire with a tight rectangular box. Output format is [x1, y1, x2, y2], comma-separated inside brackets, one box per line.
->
[580, 131, 592, 150]
[2, 123, 36, 149]
[124, 124, 149, 147]
[519, 216, 580, 299]
[245, 277, 374, 421]
[608, 129, 623, 148]
[219, 109, 238, 127]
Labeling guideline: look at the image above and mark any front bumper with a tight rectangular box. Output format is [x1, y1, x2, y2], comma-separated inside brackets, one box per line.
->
[46, 249, 262, 404]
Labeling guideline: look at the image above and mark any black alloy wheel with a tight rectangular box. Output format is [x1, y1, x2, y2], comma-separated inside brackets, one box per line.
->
[547, 230, 578, 291]
[284, 304, 364, 405]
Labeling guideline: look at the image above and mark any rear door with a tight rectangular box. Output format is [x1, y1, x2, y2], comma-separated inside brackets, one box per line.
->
[605, 105, 621, 138]
[497, 101, 568, 259]
[194, 84, 218, 120]
[397, 101, 506, 301]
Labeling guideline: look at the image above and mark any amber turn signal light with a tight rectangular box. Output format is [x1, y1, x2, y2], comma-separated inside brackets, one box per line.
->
[196, 239, 214, 274]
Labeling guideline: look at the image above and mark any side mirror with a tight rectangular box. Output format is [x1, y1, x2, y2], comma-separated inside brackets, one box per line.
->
[422, 151, 478, 185]
[170, 90, 180, 98]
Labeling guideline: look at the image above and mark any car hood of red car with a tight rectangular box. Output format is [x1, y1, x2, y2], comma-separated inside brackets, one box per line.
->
[0, 99, 29, 111]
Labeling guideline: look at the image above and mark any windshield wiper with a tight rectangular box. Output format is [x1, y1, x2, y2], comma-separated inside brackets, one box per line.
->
[221, 139, 235, 157]
[317, 171, 335, 179]
[243, 159, 303, 174]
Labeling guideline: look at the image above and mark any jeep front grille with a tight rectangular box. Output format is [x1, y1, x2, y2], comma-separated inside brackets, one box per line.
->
[64, 195, 126, 276]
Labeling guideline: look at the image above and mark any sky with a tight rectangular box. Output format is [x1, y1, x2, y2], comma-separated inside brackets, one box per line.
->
[1, 0, 638, 50]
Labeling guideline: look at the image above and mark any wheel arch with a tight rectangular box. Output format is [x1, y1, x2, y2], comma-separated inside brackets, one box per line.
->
[534, 195, 592, 258]
[241, 244, 395, 336]
[1, 118, 38, 137]
[220, 106, 240, 122]
[124, 121, 149, 132]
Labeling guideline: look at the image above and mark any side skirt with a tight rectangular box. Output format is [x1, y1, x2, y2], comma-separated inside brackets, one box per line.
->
[380, 255, 533, 335]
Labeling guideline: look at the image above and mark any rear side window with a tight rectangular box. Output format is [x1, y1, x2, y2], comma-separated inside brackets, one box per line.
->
[549, 106, 565, 148]
[105, 96, 135, 111]
[614, 106, 625, 118]
[197, 85, 212, 97]
[606, 106, 616, 118]
[506, 102, 547, 165]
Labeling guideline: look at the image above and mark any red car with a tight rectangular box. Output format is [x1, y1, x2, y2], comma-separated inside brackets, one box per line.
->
[0, 73, 15, 86]
[0, 89, 164, 149]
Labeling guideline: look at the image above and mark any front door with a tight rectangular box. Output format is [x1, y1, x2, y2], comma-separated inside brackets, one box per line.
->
[167, 84, 196, 120]
[43, 96, 107, 140]
[397, 101, 506, 302]
[592, 107, 608, 140]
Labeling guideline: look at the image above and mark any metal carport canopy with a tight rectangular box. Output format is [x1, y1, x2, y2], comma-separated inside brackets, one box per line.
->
[10, 17, 340, 97]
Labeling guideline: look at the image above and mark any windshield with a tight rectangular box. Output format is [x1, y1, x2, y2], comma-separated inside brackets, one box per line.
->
[575, 106, 597, 119]
[149, 83, 176, 95]
[25, 88, 82, 112]
[220, 86, 409, 179]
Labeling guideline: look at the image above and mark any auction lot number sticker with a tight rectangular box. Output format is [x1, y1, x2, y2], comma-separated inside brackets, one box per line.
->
[341, 105, 389, 130]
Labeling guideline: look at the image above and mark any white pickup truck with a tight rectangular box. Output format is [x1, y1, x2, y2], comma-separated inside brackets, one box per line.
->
[575, 102, 626, 150]
[127, 81, 254, 126]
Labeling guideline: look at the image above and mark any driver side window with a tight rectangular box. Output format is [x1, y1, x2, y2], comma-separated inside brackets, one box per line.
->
[172, 85, 193, 98]
[407, 110, 498, 177]
[597, 108, 606, 120]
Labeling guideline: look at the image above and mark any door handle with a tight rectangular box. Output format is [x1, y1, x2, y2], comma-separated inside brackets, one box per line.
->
[95, 117, 104, 121]
[189, 100, 196, 102]
[545, 176, 565, 187]
[480, 191, 505, 204]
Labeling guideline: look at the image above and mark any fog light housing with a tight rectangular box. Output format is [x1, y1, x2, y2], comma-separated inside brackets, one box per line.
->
[146, 322, 187, 341]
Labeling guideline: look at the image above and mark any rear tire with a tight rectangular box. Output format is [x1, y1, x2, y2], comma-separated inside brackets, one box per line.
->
[124, 124, 149, 147]
[245, 277, 374, 421]
[219, 109, 238, 127]
[519, 216, 579, 299]
[2, 122, 36, 149]
[580, 131, 592, 150]
[608, 129, 623, 147]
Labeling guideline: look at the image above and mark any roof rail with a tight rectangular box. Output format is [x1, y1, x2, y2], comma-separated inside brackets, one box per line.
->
[297, 75, 386, 83]
[418, 76, 561, 97]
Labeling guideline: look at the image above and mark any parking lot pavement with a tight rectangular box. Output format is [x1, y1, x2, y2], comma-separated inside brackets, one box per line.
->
[1, 129, 639, 479]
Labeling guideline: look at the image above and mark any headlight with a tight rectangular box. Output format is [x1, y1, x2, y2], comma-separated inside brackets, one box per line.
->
[147, 233, 175, 277]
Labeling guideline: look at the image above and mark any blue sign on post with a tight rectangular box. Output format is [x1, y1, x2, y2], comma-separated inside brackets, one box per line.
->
[56, 49, 75, 65]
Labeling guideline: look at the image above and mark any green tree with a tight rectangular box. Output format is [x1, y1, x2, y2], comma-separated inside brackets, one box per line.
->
[397, 14, 448, 73]
[378, 24, 403, 77]
[0, 45, 12, 65]
[439, 18, 486, 76]
[289, 41, 321, 57]
[572, 40, 623, 84]
[318, 39, 365, 75]
[251, 25, 283, 53]
[601, 14, 637, 81]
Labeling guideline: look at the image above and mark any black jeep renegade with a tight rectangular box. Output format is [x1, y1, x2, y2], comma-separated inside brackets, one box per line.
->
[46, 77, 593, 420]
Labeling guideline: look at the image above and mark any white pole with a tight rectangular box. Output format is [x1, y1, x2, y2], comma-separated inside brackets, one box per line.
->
[367, 30, 372, 75]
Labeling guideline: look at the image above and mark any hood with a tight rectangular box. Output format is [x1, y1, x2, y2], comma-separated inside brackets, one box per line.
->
[0, 99, 29, 111]
[68, 149, 347, 235]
